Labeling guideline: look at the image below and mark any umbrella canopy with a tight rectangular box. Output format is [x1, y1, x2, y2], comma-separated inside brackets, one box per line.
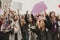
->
[32, 1, 47, 16]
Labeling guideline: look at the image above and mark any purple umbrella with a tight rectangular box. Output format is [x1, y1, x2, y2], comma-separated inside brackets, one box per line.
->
[32, 1, 47, 16]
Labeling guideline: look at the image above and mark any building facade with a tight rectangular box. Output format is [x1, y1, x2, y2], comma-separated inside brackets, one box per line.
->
[0, 0, 12, 14]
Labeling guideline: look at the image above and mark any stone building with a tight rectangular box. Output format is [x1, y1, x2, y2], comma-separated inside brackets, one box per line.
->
[0, 0, 12, 14]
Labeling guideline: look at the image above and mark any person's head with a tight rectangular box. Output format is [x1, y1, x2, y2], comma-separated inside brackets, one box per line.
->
[20, 18, 26, 26]
[13, 15, 18, 21]
[39, 19, 45, 31]
[40, 19, 45, 27]
[36, 18, 45, 28]
[21, 15, 25, 19]
[28, 14, 33, 23]
[49, 11, 56, 18]
[28, 17, 32, 22]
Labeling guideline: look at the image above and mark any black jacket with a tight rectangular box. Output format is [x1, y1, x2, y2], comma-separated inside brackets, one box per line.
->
[45, 15, 58, 30]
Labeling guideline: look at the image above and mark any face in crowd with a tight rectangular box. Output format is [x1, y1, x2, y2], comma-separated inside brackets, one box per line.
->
[28, 14, 33, 23]
[13, 15, 18, 21]
[20, 15, 26, 26]
[50, 11, 56, 18]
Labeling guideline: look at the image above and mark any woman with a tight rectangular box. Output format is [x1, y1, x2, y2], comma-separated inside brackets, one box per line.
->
[50, 11, 58, 40]
[31, 15, 47, 40]
[27, 14, 37, 40]
[0, 15, 12, 40]
[13, 15, 22, 40]
[46, 11, 58, 40]
[20, 15, 28, 40]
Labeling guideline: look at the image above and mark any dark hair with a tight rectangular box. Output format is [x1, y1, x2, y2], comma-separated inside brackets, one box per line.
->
[31, 14, 36, 23]
[49, 11, 58, 21]
[49, 11, 55, 18]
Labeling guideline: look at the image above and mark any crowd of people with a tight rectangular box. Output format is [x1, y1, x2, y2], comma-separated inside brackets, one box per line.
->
[0, 9, 60, 40]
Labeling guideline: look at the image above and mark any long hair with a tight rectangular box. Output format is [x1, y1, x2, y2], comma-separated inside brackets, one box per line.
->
[49, 11, 55, 18]
[49, 11, 58, 21]
[36, 19, 45, 31]
[31, 14, 36, 23]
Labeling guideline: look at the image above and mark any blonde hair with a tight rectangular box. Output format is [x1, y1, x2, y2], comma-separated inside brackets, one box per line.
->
[36, 19, 45, 31]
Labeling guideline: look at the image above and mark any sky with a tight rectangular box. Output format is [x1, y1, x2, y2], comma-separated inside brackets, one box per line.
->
[11, 0, 60, 14]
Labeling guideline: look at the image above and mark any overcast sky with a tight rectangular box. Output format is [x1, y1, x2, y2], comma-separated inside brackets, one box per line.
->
[11, 0, 60, 14]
